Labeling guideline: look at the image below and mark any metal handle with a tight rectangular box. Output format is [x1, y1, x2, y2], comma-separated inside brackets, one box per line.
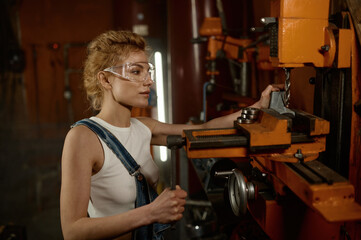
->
[167, 135, 185, 190]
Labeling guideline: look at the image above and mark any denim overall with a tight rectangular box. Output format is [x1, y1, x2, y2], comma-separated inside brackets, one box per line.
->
[72, 119, 170, 240]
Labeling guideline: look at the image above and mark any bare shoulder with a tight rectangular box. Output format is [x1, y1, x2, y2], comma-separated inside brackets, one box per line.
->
[62, 125, 103, 168]
[65, 125, 99, 148]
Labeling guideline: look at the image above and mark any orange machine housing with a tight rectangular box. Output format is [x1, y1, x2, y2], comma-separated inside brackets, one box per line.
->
[183, 108, 361, 240]
[182, 0, 361, 239]
[269, 0, 351, 68]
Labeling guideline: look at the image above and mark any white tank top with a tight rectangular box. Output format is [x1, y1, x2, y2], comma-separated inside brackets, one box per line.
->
[87, 117, 159, 217]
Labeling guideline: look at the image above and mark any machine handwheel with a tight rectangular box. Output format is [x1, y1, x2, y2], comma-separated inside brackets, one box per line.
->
[228, 169, 255, 216]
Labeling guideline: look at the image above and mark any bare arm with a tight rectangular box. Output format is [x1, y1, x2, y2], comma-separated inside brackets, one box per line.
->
[60, 126, 187, 240]
[139, 84, 284, 145]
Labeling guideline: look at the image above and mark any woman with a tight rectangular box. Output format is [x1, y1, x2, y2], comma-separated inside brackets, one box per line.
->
[60, 30, 281, 240]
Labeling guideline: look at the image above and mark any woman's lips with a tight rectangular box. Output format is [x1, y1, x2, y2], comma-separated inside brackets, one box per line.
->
[140, 91, 150, 97]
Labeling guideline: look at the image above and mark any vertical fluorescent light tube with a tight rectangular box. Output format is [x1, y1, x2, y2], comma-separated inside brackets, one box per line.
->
[155, 51, 168, 162]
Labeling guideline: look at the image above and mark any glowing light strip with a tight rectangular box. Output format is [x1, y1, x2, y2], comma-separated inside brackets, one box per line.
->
[155, 51, 168, 162]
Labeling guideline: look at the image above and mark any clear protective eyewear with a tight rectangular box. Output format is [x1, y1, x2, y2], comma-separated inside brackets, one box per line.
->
[103, 62, 155, 82]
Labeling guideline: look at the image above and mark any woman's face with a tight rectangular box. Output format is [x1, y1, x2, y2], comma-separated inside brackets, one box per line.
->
[106, 50, 154, 108]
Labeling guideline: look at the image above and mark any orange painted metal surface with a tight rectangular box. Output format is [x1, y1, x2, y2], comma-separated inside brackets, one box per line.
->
[273, 18, 329, 67]
[185, 134, 326, 162]
[248, 196, 343, 240]
[337, 28, 352, 68]
[279, 0, 329, 19]
[192, 2, 361, 239]
[238, 152, 358, 240]
[294, 110, 330, 136]
[184, 109, 329, 161]
[269, 0, 330, 67]
[199, 17, 222, 36]
[323, 26, 337, 67]
[252, 157, 361, 222]
[253, 137, 326, 162]
[269, 0, 352, 68]
[236, 110, 291, 148]
[183, 106, 361, 238]
[256, 45, 274, 71]
[206, 36, 253, 62]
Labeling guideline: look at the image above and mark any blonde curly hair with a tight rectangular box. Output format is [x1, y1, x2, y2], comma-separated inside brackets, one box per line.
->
[83, 30, 148, 110]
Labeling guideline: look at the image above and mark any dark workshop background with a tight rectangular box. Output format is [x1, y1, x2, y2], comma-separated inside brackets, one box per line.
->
[0, 0, 359, 239]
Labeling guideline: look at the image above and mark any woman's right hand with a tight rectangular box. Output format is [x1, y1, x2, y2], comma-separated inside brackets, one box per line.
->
[250, 84, 285, 109]
[148, 185, 187, 223]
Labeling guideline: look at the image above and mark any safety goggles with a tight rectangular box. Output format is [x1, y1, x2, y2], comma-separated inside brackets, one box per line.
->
[103, 62, 155, 82]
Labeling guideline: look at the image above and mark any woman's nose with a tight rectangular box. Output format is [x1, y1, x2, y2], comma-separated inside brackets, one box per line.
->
[143, 74, 154, 86]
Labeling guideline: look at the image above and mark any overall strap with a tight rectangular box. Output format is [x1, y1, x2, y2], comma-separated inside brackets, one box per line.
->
[72, 118, 140, 176]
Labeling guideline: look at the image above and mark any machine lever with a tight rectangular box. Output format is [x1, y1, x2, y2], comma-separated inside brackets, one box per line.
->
[167, 135, 186, 190]
[214, 171, 233, 178]
[260, 17, 277, 25]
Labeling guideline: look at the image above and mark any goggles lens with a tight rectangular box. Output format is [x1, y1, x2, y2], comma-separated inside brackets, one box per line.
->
[104, 62, 155, 82]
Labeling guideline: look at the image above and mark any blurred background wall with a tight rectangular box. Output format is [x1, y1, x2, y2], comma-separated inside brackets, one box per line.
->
[1, 1, 114, 239]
